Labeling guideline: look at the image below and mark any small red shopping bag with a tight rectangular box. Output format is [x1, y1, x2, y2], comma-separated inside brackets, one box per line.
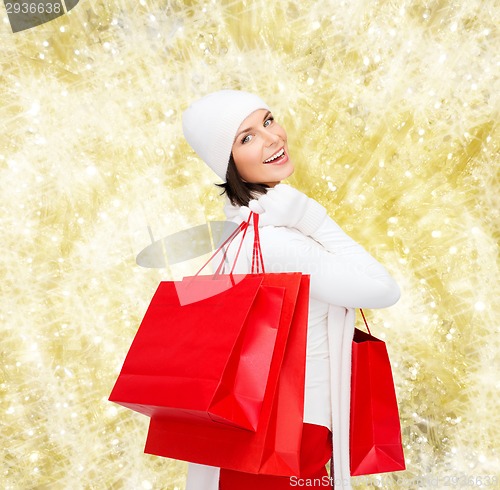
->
[109, 214, 285, 432]
[350, 310, 406, 476]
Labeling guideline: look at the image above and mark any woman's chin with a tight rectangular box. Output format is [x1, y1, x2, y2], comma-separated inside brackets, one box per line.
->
[262, 164, 294, 187]
[279, 161, 295, 180]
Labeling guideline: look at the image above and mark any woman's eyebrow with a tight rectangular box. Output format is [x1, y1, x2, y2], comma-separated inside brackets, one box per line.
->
[234, 111, 272, 142]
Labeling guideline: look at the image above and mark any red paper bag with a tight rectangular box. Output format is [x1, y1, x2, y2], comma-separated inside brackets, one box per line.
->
[109, 273, 286, 432]
[350, 313, 406, 476]
[145, 273, 309, 476]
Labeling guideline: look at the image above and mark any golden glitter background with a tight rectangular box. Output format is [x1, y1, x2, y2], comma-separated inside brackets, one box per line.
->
[1, 1, 498, 489]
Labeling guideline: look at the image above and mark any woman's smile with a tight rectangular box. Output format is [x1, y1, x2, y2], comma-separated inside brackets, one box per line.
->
[263, 147, 288, 164]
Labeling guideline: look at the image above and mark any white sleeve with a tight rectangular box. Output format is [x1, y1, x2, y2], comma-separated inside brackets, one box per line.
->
[257, 217, 401, 309]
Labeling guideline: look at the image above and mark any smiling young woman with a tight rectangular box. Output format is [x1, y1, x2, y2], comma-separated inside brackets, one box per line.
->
[181, 89, 401, 490]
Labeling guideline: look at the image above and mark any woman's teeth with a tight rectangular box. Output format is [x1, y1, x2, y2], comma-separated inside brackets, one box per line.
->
[264, 148, 285, 163]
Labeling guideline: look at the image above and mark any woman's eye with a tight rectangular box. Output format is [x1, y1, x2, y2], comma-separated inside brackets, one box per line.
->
[264, 117, 274, 127]
[241, 134, 252, 144]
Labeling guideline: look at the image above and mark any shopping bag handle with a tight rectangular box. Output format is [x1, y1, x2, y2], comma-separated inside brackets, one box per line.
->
[216, 212, 264, 275]
[193, 212, 265, 276]
[225, 212, 265, 275]
[359, 309, 372, 335]
[251, 213, 265, 273]
[193, 215, 249, 276]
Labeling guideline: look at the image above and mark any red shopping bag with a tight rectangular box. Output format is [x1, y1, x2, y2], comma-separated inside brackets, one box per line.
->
[109, 215, 287, 432]
[145, 273, 309, 476]
[109, 274, 285, 431]
[350, 310, 406, 476]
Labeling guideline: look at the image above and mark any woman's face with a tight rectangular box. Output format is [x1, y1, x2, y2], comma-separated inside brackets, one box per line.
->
[231, 109, 294, 187]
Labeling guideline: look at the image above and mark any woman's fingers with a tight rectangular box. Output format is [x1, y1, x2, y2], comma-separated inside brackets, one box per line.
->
[248, 199, 265, 214]
[238, 206, 251, 220]
[255, 193, 273, 210]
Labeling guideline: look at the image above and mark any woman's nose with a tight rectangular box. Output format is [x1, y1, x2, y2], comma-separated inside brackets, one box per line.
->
[263, 129, 280, 146]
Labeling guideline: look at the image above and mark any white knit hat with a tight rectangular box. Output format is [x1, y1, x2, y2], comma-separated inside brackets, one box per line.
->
[182, 90, 270, 180]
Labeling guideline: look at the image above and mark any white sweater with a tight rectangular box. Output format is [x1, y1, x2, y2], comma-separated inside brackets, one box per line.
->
[186, 197, 400, 489]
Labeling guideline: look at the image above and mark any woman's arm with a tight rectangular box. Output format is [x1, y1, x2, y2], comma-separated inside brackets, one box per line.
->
[259, 224, 400, 309]
[241, 184, 400, 309]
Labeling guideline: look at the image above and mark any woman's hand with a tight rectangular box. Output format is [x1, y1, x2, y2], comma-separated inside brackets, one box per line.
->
[239, 184, 327, 235]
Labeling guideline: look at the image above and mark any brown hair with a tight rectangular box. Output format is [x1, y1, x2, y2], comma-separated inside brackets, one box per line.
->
[216, 155, 269, 207]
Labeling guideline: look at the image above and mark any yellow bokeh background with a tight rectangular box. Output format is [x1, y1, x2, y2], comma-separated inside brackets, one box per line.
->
[1, 1, 498, 488]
